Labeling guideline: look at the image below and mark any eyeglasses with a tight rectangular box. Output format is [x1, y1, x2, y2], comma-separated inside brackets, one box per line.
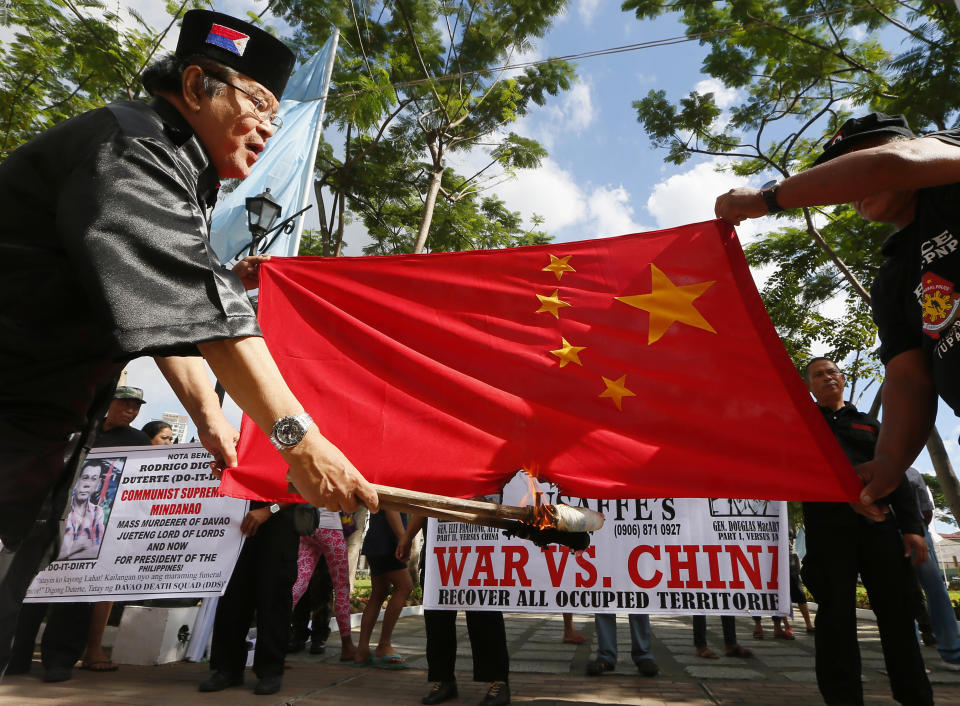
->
[205, 73, 282, 129]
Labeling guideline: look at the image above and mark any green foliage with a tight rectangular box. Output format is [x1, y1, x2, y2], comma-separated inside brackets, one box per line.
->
[272, 0, 572, 254]
[923, 473, 958, 527]
[627, 0, 960, 382]
[0, 0, 204, 161]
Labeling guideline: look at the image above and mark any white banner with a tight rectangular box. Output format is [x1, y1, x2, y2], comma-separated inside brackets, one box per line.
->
[26, 443, 247, 603]
[424, 472, 788, 614]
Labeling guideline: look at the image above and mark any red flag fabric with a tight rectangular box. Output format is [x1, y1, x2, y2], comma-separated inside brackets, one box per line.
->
[222, 220, 860, 503]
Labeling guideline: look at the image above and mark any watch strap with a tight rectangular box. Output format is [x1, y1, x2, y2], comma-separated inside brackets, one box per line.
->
[269, 412, 314, 450]
[761, 184, 784, 214]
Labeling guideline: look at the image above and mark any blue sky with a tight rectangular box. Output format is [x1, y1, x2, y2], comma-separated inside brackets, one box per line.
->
[113, 1, 957, 528]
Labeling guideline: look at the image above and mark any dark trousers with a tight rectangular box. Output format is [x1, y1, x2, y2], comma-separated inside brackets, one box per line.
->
[8, 601, 92, 673]
[424, 609, 509, 683]
[692, 615, 737, 648]
[210, 508, 299, 680]
[0, 433, 89, 677]
[802, 520, 933, 706]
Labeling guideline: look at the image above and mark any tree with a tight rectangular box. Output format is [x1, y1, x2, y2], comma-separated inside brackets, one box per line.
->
[272, 0, 572, 256]
[0, 0, 203, 161]
[923, 472, 958, 527]
[626, 0, 960, 521]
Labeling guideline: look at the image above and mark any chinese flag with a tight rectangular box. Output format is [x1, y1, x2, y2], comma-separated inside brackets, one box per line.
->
[221, 220, 860, 503]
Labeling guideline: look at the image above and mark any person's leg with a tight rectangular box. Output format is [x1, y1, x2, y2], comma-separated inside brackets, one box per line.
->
[860, 522, 933, 706]
[6, 602, 47, 674]
[752, 615, 764, 639]
[80, 601, 114, 669]
[692, 615, 717, 658]
[355, 573, 390, 664]
[721, 615, 751, 656]
[916, 528, 960, 662]
[424, 609, 457, 682]
[589, 613, 618, 669]
[0, 433, 86, 677]
[803, 526, 862, 705]
[465, 610, 508, 682]
[291, 533, 322, 608]
[627, 614, 658, 676]
[251, 509, 299, 682]
[797, 601, 815, 632]
[309, 558, 334, 651]
[40, 603, 93, 673]
[562, 613, 586, 644]
[374, 567, 413, 661]
[208, 536, 258, 681]
[317, 529, 354, 646]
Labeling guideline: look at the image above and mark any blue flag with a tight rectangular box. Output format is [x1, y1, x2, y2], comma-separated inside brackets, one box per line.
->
[209, 32, 338, 262]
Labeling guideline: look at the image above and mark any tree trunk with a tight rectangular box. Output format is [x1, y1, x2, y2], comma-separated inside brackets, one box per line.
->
[413, 168, 443, 254]
[926, 430, 960, 526]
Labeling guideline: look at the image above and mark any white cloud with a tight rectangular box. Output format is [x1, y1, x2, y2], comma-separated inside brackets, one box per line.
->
[578, 0, 603, 26]
[537, 78, 596, 138]
[583, 185, 644, 237]
[645, 158, 781, 288]
[694, 77, 739, 110]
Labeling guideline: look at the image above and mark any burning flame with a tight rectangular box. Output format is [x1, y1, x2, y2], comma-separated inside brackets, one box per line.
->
[521, 464, 553, 529]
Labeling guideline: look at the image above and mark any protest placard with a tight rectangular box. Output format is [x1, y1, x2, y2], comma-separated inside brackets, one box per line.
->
[26, 443, 247, 602]
[424, 472, 788, 615]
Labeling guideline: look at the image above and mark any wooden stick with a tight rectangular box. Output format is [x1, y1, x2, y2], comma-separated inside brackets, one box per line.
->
[375, 484, 533, 524]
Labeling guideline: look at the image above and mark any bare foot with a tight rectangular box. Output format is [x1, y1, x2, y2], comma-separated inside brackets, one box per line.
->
[563, 630, 587, 644]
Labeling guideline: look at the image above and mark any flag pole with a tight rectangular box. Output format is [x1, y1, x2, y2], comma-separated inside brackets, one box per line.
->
[289, 28, 339, 257]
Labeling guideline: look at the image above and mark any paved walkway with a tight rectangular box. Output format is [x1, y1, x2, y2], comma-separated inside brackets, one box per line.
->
[3, 612, 959, 704]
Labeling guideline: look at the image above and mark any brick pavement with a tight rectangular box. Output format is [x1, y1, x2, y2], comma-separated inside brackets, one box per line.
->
[3, 613, 959, 705]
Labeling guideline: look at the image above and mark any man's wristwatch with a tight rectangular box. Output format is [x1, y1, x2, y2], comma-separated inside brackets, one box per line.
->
[760, 180, 784, 214]
[269, 413, 314, 450]
[268, 503, 281, 514]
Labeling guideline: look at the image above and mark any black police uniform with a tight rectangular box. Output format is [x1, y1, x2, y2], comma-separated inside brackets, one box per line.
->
[0, 97, 260, 672]
[801, 403, 932, 705]
[871, 129, 960, 413]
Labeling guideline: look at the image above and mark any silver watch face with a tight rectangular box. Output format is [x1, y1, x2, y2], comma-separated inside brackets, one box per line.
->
[274, 416, 307, 446]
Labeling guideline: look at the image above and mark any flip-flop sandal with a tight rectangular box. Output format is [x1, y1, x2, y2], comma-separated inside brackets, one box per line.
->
[351, 656, 374, 667]
[374, 654, 409, 670]
[695, 647, 719, 659]
[563, 633, 587, 644]
[725, 645, 753, 658]
[79, 661, 119, 672]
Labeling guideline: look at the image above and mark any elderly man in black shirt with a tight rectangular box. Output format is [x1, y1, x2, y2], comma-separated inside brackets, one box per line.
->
[0, 10, 378, 676]
[802, 357, 931, 706]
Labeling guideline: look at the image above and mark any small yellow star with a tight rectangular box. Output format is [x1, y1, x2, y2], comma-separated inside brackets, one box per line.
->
[616, 264, 716, 344]
[536, 289, 570, 318]
[543, 254, 576, 281]
[550, 338, 585, 367]
[599, 375, 636, 411]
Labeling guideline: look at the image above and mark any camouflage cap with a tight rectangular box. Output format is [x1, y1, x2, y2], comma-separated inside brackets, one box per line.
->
[114, 386, 146, 404]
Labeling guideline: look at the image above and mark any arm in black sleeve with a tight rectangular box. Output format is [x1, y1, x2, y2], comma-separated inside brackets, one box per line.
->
[57, 122, 260, 359]
[889, 476, 925, 536]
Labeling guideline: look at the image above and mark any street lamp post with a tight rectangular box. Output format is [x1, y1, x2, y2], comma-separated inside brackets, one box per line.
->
[245, 188, 282, 256]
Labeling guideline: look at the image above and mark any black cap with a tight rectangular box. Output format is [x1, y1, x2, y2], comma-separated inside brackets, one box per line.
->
[813, 112, 915, 166]
[176, 10, 296, 100]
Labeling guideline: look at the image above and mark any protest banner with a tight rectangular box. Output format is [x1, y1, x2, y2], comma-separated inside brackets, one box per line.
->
[26, 443, 247, 603]
[424, 472, 788, 615]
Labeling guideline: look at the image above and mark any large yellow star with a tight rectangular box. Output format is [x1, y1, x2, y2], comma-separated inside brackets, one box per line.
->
[536, 289, 570, 319]
[543, 254, 576, 281]
[550, 338, 585, 367]
[616, 264, 716, 344]
[599, 375, 636, 411]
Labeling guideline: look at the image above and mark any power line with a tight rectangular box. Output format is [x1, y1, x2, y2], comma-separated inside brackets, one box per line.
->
[325, 2, 877, 102]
